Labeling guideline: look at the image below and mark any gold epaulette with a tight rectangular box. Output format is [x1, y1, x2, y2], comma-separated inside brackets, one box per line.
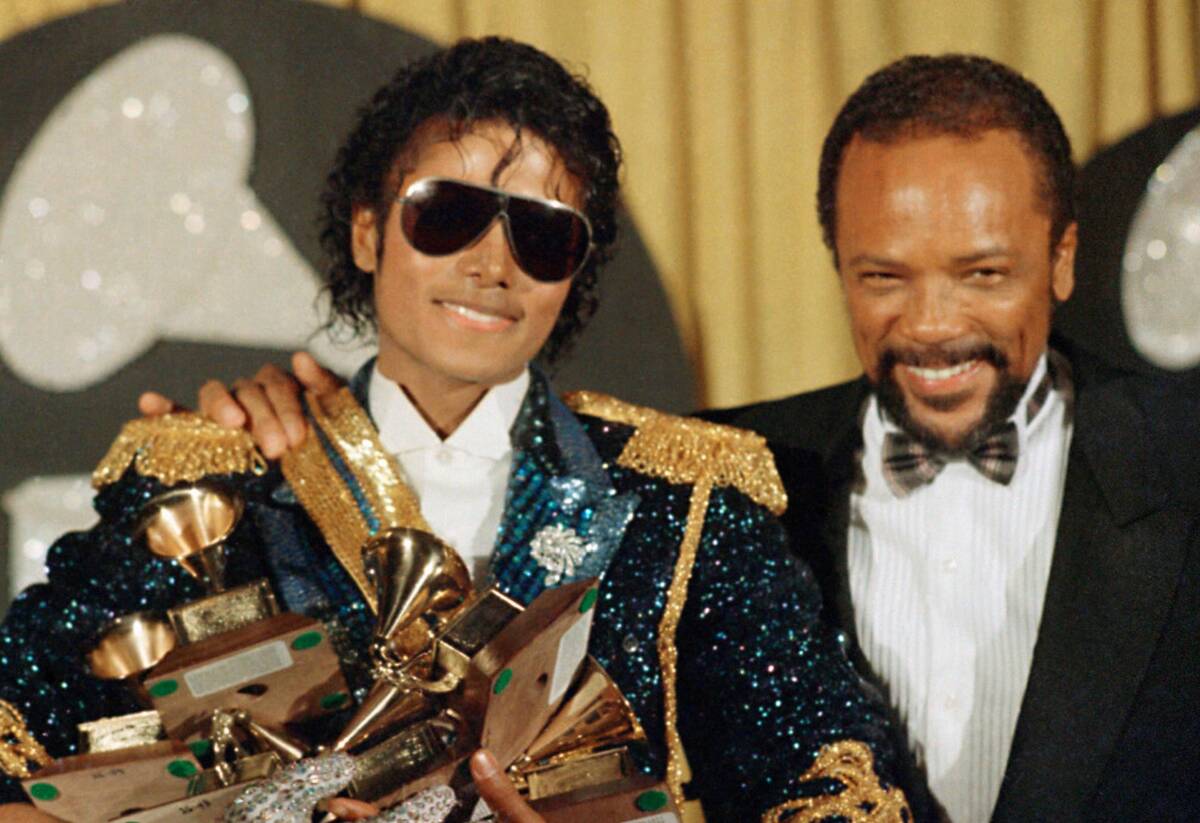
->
[92, 413, 268, 490]
[564, 391, 786, 516]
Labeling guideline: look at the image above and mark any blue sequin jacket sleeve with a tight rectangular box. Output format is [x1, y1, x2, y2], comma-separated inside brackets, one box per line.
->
[675, 484, 902, 819]
[0, 471, 206, 803]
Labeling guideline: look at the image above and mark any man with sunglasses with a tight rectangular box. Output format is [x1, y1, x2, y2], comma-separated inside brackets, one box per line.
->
[0, 38, 909, 822]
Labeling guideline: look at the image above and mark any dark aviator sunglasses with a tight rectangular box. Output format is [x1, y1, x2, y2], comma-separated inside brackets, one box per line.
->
[396, 177, 594, 283]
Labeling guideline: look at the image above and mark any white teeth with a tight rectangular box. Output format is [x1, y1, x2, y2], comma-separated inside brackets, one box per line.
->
[907, 360, 976, 381]
[443, 302, 506, 323]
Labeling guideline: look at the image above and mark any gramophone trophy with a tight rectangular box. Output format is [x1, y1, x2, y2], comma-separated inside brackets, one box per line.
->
[513, 658, 677, 821]
[133, 482, 350, 737]
[325, 526, 622, 810]
[19, 613, 198, 823]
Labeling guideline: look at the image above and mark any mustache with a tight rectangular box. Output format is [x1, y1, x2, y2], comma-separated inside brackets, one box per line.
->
[877, 342, 1009, 375]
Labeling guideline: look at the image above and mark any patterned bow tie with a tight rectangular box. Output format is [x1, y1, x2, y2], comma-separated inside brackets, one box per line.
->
[881, 421, 1019, 497]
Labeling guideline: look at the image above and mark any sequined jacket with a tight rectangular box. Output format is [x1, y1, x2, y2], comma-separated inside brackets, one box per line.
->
[0, 368, 908, 821]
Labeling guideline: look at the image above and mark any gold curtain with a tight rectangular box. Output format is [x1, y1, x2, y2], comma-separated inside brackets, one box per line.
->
[2, 0, 1197, 409]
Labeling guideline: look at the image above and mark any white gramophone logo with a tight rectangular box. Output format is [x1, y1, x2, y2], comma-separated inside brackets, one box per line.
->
[1, 35, 365, 593]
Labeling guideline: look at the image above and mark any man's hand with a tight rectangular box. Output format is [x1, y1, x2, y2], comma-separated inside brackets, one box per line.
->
[137, 352, 342, 458]
[470, 750, 544, 823]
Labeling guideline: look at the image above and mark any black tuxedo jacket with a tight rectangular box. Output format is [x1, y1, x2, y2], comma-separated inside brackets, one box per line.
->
[704, 344, 1200, 821]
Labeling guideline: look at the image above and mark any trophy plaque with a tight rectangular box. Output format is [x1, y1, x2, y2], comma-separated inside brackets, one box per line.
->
[145, 611, 350, 736]
[21, 741, 202, 823]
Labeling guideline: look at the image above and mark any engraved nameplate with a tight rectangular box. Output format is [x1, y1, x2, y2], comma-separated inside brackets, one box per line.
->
[169, 580, 278, 644]
[78, 709, 163, 753]
[183, 640, 292, 698]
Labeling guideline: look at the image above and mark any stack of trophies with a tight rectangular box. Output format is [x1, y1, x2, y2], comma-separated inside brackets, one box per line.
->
[19, 482, 675, 822]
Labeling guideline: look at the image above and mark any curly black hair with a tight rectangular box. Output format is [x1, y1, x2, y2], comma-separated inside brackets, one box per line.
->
[817, 54, 1075, 262]
[319, 37, 622, 363]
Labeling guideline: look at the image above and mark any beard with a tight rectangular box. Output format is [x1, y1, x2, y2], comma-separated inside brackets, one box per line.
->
[873, 341, 1028, 455]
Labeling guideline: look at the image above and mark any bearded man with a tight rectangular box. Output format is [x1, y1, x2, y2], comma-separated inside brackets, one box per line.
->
[709, 55, 1200, 822]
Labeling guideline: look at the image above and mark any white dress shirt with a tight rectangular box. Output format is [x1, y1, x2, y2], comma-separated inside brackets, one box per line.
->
[847, 354, 1072, 823]
[368, 366, 529, 583]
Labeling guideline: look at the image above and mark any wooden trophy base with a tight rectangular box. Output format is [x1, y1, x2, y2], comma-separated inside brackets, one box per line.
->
[21, 740, 201, 823]
[145, 612, 349, 738]
[533, 774, 679, 823]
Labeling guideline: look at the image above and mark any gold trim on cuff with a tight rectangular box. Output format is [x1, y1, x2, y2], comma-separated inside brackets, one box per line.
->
[761, 740, 910, 822]
[0, 700, 51, 779]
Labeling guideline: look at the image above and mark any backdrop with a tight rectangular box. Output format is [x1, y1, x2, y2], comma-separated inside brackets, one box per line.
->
[1, 0, 1197, 608]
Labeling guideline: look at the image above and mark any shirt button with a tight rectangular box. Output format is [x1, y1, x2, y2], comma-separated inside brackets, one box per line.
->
[944, 694, 959, 710]
[942, 557, 958, 573]
[435, 448, 453, 465]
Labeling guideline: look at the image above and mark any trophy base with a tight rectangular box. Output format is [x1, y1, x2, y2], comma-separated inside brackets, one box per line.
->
[21, 740, 201, 823]
[107, 778, 250, 823]
[532, 774, 679, 822]
[145, 611, 350, 737]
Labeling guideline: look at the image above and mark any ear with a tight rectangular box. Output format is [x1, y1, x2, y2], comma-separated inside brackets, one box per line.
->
[1051, 221, 1077, 303]
[351, 206, 380, 273]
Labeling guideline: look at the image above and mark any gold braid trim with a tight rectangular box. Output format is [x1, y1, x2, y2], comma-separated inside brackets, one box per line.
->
[762, 740, 910, 823]
[0, 700, 51, 779]
[564, 391, 786, 515]
[281, 388, 430, 613]
[655, 479, 711, 811]
[92, 414, 267, 489]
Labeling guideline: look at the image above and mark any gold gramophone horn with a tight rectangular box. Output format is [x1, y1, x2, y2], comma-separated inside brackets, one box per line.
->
[86, 612, 178, 681]
[135, 482, 243, 593]
[363, 527, 471, 659]
[519, 656, 645, 767]
[329, 528, 471, 753]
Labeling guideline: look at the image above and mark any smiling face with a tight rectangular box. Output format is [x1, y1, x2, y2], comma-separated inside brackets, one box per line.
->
[835, 129, 1077, 451]
[351, 120, 579, 405]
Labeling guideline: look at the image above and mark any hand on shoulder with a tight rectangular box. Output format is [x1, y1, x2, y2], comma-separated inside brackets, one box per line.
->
[136, 352, 342, 458]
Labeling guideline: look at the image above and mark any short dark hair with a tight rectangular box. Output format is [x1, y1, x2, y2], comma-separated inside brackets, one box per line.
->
[319, 37, 621, 363]
[817, 54, 1075, 261]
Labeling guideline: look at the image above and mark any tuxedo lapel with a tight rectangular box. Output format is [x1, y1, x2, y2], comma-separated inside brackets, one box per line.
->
[814, 381, 870, 670]
[488, 371, 639, 605]
[991, 378, 1191, 821]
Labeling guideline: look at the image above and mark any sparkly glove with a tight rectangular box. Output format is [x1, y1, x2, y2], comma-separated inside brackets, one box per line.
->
[224, 753, 355, 822]
[223, 754, 458, 823]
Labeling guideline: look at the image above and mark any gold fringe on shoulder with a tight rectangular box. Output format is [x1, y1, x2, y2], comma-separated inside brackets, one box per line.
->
[566, 389, 790, 811]
[281, 388, 430, 612]
[92, 414, 267, 489]
[0, 700, 51, 779]
[564, 391, 786, 515]
[762, 740, 910, 822]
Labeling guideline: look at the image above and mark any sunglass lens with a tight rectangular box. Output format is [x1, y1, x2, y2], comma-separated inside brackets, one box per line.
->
[507, 199, 591, 282]
[401, 180, 499, 255]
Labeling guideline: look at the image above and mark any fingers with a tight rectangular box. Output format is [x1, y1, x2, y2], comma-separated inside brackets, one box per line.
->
[254, 362, 309, 450]
[198, 380, 249, 429]
[371, 785, 456, 823]
[293, 351, 343, 395]
[224, 376, 289, 458]
[470, 750, 544, 823]
[323, 797, 379, 820]
[137, 391, 184, 417]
